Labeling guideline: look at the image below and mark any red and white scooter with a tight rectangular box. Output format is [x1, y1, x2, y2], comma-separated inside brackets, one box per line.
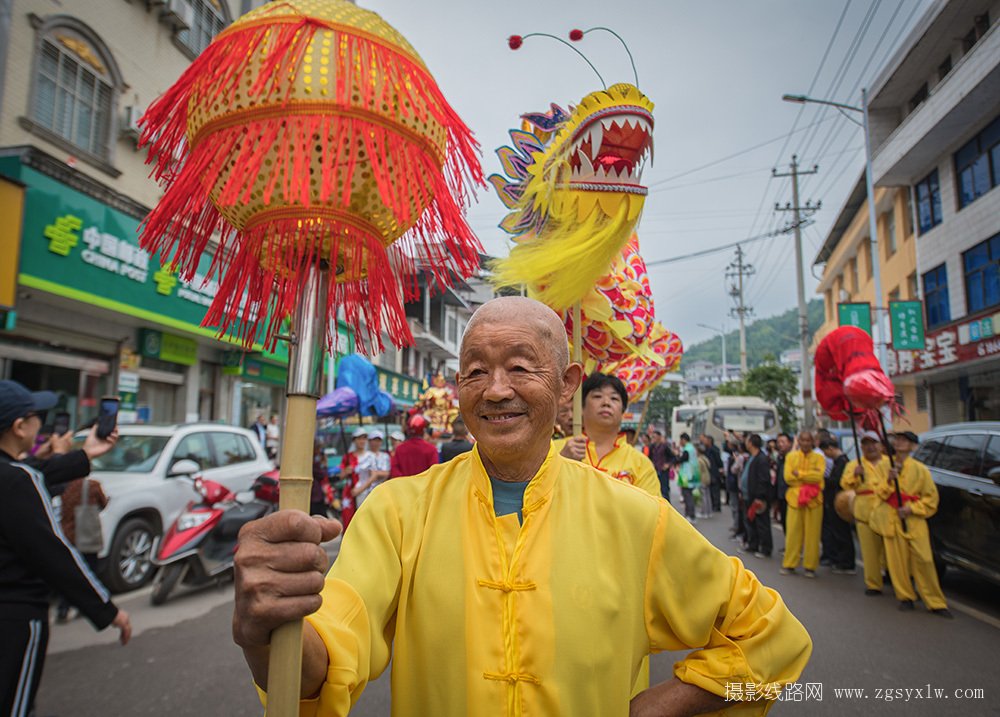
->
[149, 461, 279, 605]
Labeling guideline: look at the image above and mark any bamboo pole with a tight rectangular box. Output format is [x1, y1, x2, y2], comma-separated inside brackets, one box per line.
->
[266, 266, 327, 716]
[632, 391, 651, 444]
[572, 301, 583, 437]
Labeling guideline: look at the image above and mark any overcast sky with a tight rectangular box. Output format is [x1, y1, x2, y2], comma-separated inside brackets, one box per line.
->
[360, 0, 935, 351]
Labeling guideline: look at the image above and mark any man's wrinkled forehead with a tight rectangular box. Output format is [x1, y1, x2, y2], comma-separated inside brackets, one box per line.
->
[461, 313, 566, 366]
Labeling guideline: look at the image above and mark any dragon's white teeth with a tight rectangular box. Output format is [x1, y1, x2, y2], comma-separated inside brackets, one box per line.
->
[600, 116, 617, 132]
[649, 137, 654, 167]
[634, 117, 652, 134]
[589, 122, 603, 160]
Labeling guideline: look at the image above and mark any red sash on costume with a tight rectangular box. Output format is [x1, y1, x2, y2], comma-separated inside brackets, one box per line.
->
[886, 491, 919, 509]
[797, 483, 821, 507]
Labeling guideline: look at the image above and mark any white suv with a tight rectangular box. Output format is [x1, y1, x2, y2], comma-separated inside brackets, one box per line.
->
[77, 423, 273, 593]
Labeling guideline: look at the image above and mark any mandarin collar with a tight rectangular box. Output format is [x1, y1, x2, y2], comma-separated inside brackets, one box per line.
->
[469, 442, 561, 508]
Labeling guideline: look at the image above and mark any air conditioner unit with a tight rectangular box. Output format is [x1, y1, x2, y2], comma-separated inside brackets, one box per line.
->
[121, 106, 143, 141]
[161, 0, 193, 31]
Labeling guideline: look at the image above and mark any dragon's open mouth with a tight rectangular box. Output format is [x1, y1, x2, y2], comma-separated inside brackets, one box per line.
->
[567, 107, 653, 191]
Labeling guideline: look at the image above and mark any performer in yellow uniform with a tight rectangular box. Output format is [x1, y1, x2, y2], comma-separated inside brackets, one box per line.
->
[870, 431, 952, 617]
[555, 372, 660, 498]
[780, 431, 825, 577]
[233, 297, 812, 716]
[840, 431, 889, 595]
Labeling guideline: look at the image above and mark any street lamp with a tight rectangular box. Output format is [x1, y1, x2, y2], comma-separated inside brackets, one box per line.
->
[782, 90, 888, 373]
[697, 322, 728, 383]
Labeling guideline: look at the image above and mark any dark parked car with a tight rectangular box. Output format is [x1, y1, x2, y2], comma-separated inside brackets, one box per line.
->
[912, 422, 1000, 586]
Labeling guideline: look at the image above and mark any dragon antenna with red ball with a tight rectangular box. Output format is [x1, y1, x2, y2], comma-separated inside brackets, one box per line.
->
[507, 32, 606, 89]
[570, 27, 639, 87]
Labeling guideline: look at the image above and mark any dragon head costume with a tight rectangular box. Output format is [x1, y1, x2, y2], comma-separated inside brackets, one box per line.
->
[489, 82, 654, 310]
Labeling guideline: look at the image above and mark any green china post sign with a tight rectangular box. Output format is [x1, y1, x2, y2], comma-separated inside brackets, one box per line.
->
[838, 302, 872, 334]
[889, 301, 925, 350]
[3, 160, 353, 364]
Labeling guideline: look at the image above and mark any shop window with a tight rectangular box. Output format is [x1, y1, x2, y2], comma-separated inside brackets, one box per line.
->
[25, 18, 123, 172]
[178, 0, 228, 57]
[908, 83, 928, 114]
[962, 15, 991, 55]
[172, 433, 213, 470]
[955, 115, 1000, 209]
[963, 234, 1000, 314]
[886, 212, 896, 257]
[922, 263, 951, 329]
[938, 55, 952, 82]
[914, 170, 942, 234]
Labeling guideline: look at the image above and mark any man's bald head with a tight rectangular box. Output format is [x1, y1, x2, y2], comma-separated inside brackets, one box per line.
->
[463, 296, 569, 371]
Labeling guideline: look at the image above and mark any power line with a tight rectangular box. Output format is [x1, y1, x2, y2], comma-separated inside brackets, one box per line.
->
[645, 117, 835, 189]
[644, 227, 793, 268]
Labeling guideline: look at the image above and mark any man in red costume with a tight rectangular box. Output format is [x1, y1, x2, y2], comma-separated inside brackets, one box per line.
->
[390, 415, 439, 478]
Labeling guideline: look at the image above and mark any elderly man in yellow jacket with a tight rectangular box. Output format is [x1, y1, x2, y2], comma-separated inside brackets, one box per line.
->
[780, 431, 825, 577]
[871, 431, 952, 618]
[840, 431, 889, 595]
[232, 296, 812, 716]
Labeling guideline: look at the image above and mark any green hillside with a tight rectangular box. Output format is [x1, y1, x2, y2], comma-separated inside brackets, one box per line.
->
[680, 299, 824, 370]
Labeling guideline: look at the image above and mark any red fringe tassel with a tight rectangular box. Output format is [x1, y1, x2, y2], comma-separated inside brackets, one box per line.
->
[138, 5, 484, 353]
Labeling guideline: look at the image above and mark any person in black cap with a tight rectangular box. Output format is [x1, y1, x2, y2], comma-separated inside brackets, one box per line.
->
[870, 430, 952, 618]
[0, 379, 132, 716]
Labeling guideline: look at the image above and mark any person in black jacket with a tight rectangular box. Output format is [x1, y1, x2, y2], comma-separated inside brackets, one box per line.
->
[819, 438, 856, 574]
[744, 434, 773, 558]
[0, 380, 131, 716]
[439, 419, 474, 462]
[699, 434, 724, 512]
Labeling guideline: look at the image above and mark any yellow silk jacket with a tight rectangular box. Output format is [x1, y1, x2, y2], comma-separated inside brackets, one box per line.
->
[286, 445, 811, 716]
[552, 434, 661, 497]
[840, 456, 889, 522]
[782, 451, 825, 507]
[870, 456, 938, 539]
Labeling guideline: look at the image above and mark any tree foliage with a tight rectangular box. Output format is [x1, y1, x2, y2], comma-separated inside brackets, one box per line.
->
[715, 358, 799, 433]
[642, 382, 682, 433]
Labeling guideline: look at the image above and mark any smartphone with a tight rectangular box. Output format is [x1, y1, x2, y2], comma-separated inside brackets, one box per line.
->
[96, 397, 120, 439]
[53, 411, 71, 437]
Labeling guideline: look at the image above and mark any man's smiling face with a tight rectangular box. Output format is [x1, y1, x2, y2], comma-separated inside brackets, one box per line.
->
[457, 298, 579, 479]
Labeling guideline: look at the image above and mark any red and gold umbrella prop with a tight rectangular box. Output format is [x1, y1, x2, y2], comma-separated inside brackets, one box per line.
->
[140, 0, 482, 353]
[138, 2, 483, 714]
[814, 326, 906, 529]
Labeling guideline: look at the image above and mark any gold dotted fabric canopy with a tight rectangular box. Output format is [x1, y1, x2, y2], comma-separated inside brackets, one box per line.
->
[140, 0, 483, 351]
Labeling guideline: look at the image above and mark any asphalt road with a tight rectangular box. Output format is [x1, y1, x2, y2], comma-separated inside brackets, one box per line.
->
[36, 501, 1000, 716]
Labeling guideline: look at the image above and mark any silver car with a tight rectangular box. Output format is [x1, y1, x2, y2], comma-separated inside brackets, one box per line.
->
[76, 423, 273, 593]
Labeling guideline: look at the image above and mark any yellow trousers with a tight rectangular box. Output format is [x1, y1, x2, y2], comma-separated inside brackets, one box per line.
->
[856, 520, 886, 591]
[782, 504, 822, 571]
[883, 533, 947, 609]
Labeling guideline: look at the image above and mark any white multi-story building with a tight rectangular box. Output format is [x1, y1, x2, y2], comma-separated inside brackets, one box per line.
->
[865, 0, 1000, 425]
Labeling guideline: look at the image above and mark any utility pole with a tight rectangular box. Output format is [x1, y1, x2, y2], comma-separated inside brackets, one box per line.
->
[775, 155, 820, 430]
[726, 245, 754, 375]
